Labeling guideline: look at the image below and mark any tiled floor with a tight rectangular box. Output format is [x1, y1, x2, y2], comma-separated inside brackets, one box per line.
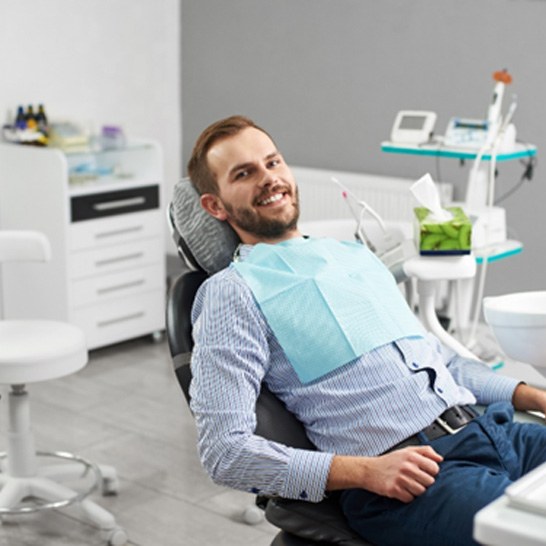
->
[0, 336, 279, 546]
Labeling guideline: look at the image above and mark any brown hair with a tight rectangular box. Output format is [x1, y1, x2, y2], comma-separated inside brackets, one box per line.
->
[187, 115, 273, 195]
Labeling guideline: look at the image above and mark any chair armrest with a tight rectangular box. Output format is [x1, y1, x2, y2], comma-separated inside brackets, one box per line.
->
[0, 230, 51, 263]
[265, 495, 371, 545]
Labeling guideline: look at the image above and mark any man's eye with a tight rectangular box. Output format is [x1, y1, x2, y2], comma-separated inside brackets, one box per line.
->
[268, 159, 281, 168]
[234, 170, 248, 180]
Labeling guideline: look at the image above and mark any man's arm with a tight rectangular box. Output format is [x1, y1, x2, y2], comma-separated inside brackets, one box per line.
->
[190, 272, 332, 502]
[512, 382, 546, 416]
[428, 332, 546, 416]
[427, 333, 521, 404]
[326, 447, 443, 504]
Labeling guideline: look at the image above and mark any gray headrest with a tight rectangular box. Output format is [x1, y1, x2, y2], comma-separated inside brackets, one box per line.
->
[170, 178, 240, 275]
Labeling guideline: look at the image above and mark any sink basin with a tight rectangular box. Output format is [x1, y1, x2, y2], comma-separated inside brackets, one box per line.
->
[483, 291, 546, 374]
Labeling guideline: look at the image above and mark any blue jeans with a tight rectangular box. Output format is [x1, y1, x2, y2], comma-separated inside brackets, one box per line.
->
[340, 402, 546, 546]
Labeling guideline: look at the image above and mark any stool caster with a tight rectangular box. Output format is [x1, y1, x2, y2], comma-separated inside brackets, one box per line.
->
[151, 330, 164, 343]
[102, 476, 120, 496]
[243, 504, 264, 525]
[101, 525, 128, 546]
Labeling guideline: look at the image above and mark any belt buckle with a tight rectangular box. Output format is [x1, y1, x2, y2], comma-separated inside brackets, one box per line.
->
[435, 415, 463, 435]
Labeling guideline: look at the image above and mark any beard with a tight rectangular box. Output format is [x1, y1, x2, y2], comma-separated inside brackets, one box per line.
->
[223, 186, 300, 240]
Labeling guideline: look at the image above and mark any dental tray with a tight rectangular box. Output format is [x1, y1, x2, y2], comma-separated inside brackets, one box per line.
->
[505, 461, 546, 517]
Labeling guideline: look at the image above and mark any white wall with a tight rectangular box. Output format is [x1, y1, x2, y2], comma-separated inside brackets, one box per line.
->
[0, 0, 181, 251]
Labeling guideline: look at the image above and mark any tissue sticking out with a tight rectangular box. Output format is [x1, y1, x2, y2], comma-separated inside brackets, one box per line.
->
[411, 173, 472, 255]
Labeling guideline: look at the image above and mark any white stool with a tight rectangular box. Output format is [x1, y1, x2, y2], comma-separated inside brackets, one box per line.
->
[0, 231, 127, 546]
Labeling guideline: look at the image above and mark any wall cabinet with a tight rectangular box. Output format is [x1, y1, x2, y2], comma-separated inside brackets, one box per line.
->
[0, 140, 166, 350]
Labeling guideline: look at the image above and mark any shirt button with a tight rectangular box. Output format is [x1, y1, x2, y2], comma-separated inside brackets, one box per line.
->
[412, 362, 419, 368]
[299, 491, 308, 499]
[437, 387, 444, 394]
[250, 487, 260, 494]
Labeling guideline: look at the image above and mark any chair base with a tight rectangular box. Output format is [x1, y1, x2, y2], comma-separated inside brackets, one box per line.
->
[0, 451, 127, 546]
[0, 450, 101, 514]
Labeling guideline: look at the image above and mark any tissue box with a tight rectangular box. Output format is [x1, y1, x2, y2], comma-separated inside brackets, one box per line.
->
[414, 206, 472, 255]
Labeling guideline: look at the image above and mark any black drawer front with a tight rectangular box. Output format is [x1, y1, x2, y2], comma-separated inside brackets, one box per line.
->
[71, 185, 159, 222]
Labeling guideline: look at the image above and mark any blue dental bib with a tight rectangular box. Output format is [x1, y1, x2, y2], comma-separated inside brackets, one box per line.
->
[234, 238, 425, 383]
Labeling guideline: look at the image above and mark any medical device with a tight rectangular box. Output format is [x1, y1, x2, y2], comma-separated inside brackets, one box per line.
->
[390, 110, 437, 144]
[444, 118, 490, 148]
[444, 70, 517, 152]
[331, 177, 387, 251]
[331, 177, 415, 283]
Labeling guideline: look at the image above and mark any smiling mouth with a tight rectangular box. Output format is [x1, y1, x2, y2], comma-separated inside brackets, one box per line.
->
[257, 192, 285, 206]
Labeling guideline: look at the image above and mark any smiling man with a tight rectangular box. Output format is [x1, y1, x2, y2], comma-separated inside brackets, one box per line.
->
[186, 115, 546, 546]
[189, 117, 300, 244]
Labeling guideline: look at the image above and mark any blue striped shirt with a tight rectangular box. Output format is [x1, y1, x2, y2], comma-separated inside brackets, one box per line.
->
[189, 244, 520, 502]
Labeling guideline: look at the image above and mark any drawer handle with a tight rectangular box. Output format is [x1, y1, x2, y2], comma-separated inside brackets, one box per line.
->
[97, 279, 145, 295]
[93, 197, 146, 211]
[97, 312, 145, 327]
[95, 226, 144, 239]
[95, 252, 144, 267]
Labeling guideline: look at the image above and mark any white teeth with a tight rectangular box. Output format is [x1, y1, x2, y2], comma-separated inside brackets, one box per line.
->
[259, 193, 284, 206]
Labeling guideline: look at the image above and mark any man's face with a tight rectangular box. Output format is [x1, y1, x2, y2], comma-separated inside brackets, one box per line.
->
[202, 127, 300, 244]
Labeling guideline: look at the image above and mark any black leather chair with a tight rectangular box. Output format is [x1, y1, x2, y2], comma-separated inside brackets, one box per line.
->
[165, 268, 370, 546]
[166, 178, 370, 544]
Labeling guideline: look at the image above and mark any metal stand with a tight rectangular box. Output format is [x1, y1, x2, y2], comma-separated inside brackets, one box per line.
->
[0, 385, 127, 546]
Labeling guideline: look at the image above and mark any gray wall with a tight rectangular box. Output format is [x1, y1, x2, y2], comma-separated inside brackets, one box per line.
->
[182, 0, 546, 296]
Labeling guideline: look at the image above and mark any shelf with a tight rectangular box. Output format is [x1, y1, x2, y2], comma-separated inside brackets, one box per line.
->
[68, 177, 160, 197]
[62, 141, 155, 157]
[381, 141, 537, 162]
[474, 239, 523, 264]
[64, 140, 161, 194]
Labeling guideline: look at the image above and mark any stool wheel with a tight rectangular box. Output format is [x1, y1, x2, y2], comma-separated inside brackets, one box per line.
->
[101, 525, 128, 546]
[102, 476, 120, 496]
[243, 504, 264, 525]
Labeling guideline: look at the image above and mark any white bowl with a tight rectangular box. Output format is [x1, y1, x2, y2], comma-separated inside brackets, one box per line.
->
[483, 291, 546, 371]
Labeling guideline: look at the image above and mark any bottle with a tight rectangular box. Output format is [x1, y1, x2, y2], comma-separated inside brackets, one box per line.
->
[36, 104, 49, 136]
[14, 106, 26, 130]
[25, 105, 37, 130]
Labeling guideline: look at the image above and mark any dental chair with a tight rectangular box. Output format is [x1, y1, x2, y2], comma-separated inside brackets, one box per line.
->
[0, 231, 126, 546]
[166, 179, 370, 545]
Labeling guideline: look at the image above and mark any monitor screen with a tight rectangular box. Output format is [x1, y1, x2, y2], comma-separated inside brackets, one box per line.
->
[399, 115, 426, 131]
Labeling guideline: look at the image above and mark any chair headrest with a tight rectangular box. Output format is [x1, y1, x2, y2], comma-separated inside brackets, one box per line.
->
[170, 178, 240, 275]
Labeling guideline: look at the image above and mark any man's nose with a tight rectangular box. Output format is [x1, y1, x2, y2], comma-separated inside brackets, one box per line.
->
[258, 166, 276, 187]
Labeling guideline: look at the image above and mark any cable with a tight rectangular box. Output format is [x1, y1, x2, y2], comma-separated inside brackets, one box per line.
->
[494, 149, 536, 205]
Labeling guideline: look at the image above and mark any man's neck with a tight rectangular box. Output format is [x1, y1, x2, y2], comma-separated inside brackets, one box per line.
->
[239, 228, 303, 246]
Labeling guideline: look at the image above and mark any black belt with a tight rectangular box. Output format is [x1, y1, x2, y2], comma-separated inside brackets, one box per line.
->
[388, 405, 478, 452]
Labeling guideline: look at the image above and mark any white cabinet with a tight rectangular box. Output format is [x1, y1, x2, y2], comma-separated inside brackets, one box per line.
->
[0, 140, 166, 350]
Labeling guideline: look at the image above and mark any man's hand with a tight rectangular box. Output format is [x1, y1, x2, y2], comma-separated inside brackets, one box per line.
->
[327, 446, 443, 503]
[512, 383, 546, 418]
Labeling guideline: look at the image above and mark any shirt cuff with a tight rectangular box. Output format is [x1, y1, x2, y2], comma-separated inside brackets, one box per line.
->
[282, 449, 334, 503]
[479, 373, 520, 404]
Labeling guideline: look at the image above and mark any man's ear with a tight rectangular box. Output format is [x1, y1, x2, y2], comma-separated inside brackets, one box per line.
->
[200, 193, 228, 221]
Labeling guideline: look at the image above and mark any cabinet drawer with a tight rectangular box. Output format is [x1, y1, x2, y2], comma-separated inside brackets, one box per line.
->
[70, 290, 165, 350]
[70, 238, 163, 279]
[70, 265, 163, 307]
[69, 210, 162, 251]
[71, 185, 159, 222]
